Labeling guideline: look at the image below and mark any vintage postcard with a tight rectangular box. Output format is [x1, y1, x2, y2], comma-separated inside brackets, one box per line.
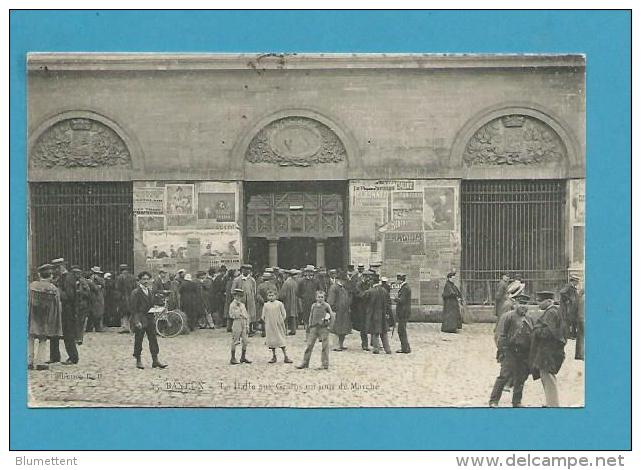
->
[26, 53, 585, 408]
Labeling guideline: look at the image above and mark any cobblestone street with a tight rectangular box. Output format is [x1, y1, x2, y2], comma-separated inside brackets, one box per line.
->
[28, 323, 584, 408]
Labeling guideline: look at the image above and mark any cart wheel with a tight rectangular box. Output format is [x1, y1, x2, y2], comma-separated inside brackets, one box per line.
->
[156, 310, 185, 338]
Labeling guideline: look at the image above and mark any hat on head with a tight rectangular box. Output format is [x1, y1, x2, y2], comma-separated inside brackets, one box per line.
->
[119, 264, 129, 270]
[357, 263, 365, 268]
[304, 265, 316, 272]
[273, 266, 280, 271]
[262, 272, 273, 279]
[381, 276, 389, 282]
[347, 264, 355, 270]
[70, 265, 82, 272]
[370, 261, 382, 268]
[290, 268, 301, 274]
[51, 258, 65, 265]
[241, 263, 253, 270]
[514, 293, 530, 303]
[184, 273, 193, 281]
[569, 274, 580, 282]
[91, 266, 102, 274]
[265, 267, 274, 273]
[104, 272, 112, 279]
[364, 269, 376, 276]
[37, 263, 54, 273]
[177, 268, 186, 274]
[536, 291, 555, 301]
[196, 270, 206, 277]
[233, 288, 244, 295]
[329, 269, 337, 274]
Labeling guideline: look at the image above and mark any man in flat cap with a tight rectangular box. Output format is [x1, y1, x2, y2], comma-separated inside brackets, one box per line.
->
[28, 264, 63, 370]
[49, 258, 77, 364]
[116, 264, 136, 334]
[529, 291, 567, 407]
[130, 271, 167, 369]
[395, 273, 412, 354]
[231, 264, 258, 336]
[559, 274, 581, 340]
[489, 295, 533, 408]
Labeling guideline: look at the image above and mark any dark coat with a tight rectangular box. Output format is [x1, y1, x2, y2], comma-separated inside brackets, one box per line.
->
[363, 284, 391, 335]
[115, 272, 137, 314]
[210, 272, 227, 314]
[559, 283, 579, 324]
[297, 276, 322, 324]
[130, 286, 156, 328]
[441, 280, 462, 333]
[529, 304, 567, 379]
[396, 282, 412, 321]
[327, 281, 351, 335]
[179, 280, 205, 318]
[495, 279, 509, 317]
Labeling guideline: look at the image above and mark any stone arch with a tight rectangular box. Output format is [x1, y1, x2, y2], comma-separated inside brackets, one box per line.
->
[28, 110, 144, 171]
[231, 107, 360, 178]
[449, 103, 581, 170]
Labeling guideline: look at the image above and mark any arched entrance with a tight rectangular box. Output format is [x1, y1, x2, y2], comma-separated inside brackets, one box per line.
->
[240, 113, 351, 270]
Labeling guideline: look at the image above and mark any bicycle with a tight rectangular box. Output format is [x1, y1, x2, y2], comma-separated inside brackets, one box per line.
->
[150, 294, 189, 338]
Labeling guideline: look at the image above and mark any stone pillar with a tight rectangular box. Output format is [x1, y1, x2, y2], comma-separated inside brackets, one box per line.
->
[268, 239, 278, 267]
[315, 239, 326, 267]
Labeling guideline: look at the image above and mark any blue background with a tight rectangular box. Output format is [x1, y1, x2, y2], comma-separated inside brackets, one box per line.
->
[9, 10, 631, 450]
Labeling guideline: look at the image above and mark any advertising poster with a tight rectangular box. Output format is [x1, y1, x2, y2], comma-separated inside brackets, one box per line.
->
[136, 214, 165, 232]
[392, 190, 423, 231]
[383, 231, 424, 261]
[197, 192, 236, 222]
[133, 187, 165, 215]
[424, 187, 456, 231]
[350, 208, 385, 243]
[166, 184, 195, 215]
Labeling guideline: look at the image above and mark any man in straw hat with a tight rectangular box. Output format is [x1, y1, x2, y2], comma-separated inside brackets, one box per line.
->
[529, 291, 567, 407]
[28, 264, 63, 370]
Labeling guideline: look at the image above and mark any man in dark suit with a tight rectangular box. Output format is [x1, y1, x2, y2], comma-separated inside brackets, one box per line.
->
[395, 273, 412, 354]
[130, 271, 167, 370]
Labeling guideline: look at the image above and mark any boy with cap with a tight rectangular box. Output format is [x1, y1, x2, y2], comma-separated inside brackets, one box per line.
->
[297, 290, 333, 370]
[229, 288, 252, 365]
[529, 291, 566, 407]
[231, 264, 258, 336]
[28, 264, 63, 370]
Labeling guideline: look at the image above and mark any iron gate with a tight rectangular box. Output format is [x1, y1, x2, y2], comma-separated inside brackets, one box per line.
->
[29, 182, 133, 275]
[460, 180, 566, 304]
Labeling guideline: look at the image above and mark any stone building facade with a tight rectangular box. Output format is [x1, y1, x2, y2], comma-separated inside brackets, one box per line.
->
[27, 53, 585, 308]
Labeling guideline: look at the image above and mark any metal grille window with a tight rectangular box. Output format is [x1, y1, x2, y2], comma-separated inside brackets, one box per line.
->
[29, 182, 133, 274]
[461, 180, 566, 304]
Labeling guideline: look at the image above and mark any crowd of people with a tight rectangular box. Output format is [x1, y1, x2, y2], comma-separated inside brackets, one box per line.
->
[28, 258, 584, 406]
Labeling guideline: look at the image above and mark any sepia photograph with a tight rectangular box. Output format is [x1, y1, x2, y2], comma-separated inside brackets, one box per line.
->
[24, 52, 587, 410]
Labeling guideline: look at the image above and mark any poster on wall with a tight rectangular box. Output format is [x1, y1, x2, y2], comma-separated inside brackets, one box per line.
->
[383, 231, 424, 261]
[165, 184, 195, 215]
[423, 187, 456, 231]
[136, 215, 165, 232]
[142, 228, 242, 270]
[350, 208, 385, 243]
[392, 191, 423, 231]
[571, 179, 585, 224]
[133, 187, 165, 215]
[197, 192, 236, 222]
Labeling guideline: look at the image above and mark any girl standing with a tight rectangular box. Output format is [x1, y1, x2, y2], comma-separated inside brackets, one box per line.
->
[262, 290, 292, 363]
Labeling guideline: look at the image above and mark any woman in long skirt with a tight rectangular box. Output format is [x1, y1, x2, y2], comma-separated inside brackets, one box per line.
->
[262, 290, 292, 363]
[441, 271, 463, 333]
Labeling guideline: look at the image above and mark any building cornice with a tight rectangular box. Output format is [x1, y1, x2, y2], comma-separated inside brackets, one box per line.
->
[27, 53, 585, 72]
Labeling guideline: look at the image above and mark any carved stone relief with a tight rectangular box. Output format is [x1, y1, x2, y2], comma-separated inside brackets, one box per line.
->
[246, 117, 346, 167]
[464, 114, 566, 166]
[31, 118, 131, 168]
